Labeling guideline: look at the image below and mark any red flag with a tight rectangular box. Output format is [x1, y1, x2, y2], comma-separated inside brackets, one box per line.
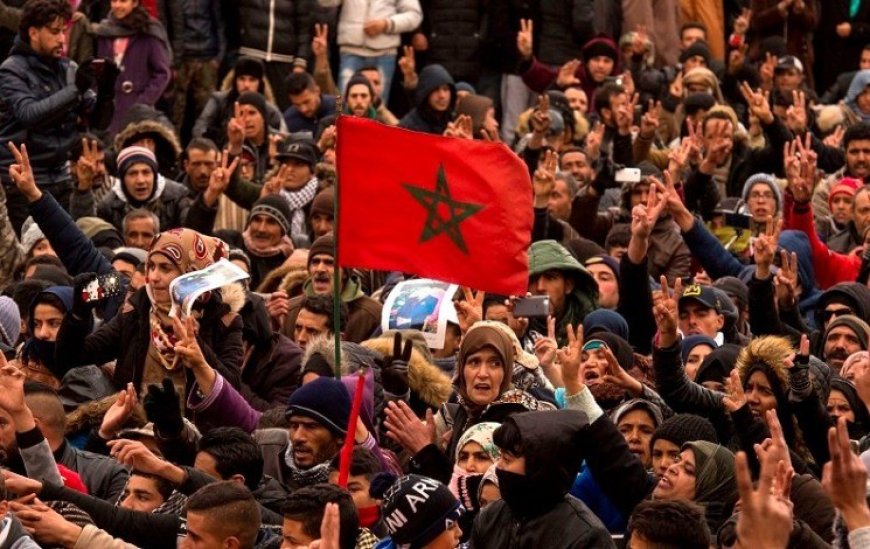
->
[336, 116, 533, 295]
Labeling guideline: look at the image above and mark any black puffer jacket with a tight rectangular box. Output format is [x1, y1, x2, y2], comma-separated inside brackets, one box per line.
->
[94, 177, 193, 233]
[399, 64, 456, 135]
[55, 285, 244, 392]
[238, 0, 312, 65]
[0, 38, 93, 187]
[536, 0, 595, 66]
[419, 0, 484, 83]
[470, 410, 615, 548]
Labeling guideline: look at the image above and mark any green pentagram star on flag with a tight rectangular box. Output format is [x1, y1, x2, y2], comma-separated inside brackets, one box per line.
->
[402, 164, 484, 254]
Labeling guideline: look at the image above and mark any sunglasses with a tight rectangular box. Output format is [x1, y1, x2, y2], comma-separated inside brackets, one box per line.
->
[823, 307, 853, 321]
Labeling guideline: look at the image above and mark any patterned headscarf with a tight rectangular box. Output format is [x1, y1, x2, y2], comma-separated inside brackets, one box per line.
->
[455, 421, 502, 462]
[145, 228, 227, 371]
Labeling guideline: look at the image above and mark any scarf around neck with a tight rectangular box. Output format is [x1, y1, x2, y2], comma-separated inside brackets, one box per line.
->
[280, 178, 318, 241]
[283, 443, 331, 486]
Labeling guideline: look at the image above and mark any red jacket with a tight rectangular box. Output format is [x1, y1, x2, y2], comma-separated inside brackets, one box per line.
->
[786, 201, 860, 288]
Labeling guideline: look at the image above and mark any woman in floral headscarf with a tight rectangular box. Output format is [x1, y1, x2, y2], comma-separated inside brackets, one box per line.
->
[56, 228, 244, 395]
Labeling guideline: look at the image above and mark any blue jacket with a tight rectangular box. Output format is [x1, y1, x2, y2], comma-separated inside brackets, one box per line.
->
[27, 192, 125, 320]
[569, 464, 627, 533]
[283, 94, 337, 136]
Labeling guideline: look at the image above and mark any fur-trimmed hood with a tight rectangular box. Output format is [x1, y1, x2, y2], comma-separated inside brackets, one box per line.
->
[66, 393, 146, 436]
[255, 263, 309, 295]
[113, 108, 182, 172]
[735, 335, 793, 388]
[362, 336, 454, 408]
[221, 282, 247, 314]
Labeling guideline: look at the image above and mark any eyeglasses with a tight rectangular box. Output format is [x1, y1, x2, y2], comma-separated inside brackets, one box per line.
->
[823, 307, 853, 321]
[749, 191, 774, 201]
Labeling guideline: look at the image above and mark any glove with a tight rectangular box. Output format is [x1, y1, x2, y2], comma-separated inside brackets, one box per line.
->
[74, 59, 96, 94]
[96, 58, 120, 98]
[144, 378, 184, 437]
[381, 332, 412, 397]
[71, 272, 100, 319]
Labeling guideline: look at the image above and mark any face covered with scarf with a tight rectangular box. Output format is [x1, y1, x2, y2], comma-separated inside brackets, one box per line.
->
[457, 326, 514, 409]
[23, 287, 73, 384]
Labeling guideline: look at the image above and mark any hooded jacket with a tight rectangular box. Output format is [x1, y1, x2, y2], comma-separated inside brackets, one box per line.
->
[786, 200, 862, 289]
[94, 175, 193, 234]
[471, 410, 614, 548]
[778, 230, 823, 328]
[846, 70, 870, 124]
[527, 240, 598, 347]
[399, 64, 457, 135]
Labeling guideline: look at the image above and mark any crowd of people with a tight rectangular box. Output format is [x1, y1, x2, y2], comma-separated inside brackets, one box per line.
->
[1, 0, 870, 547]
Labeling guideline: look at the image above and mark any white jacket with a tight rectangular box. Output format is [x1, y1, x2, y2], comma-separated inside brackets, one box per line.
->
[319, 0, 422, 52]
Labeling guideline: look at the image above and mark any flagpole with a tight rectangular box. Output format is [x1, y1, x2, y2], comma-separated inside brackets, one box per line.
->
[332, 99, 343, 380]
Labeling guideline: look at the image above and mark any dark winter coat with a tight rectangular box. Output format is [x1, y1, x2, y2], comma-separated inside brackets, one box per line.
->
[470, 410, 614, 549]
[419, 0, 485, 83]
[94, 177, 193, 233]
[815, 0, 870, 92]
[55, 285, 244, 391]
[399, 64, 456, 135]
[95, 27, 172, 134]
[193, 89, 287, 148]
[238, 0, 312, 65]
[536, 0, 595, 66]
[176, 0, 226, 60]
[0, 38, 93, 187]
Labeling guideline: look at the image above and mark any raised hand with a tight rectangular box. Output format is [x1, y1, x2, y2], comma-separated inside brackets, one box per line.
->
[143, 378, 184, 436]
[173, 315, 208, 372]
[584, 121, 605, 161]
[107, 438, 171, 477]
[823, 125, 846, 149]
[533, 149, 558, 207]
[754, 216, 781, 279]
[533, 316, 558, 372]
[74, 137, 101, 191]
[615, 93, 638, 136]
[734, 8, 751, 35]
[602, 346, 643, 396]
[773, 249, 799, 309]
[639, 100, 662, 139]
[785, 89, 807, 133]
[669, 72, 683, 99]
[382, 332, 412, 397]
[98, 382, 138, 440]
[631, 179, 667, 239]
[823, 417, 870, 530]
[0, 365, 27, 416]
[455, 287, 484, 335]
[445, 114, 473, 140]
[667, 137, 696, 177]
[261, 163, 290, 198]
[653, 275, 681, 347]
[203, 150, 240, 207]
[517, 18, 533, 60]
[398, 45, 417, 87]
[758, 53, 778, 90]
[723, 369, 747, 412]
[227, 102, 245, 154]
[556, 60, 581, 88]
[8, 142, 40, 202]
[556, 323, 584, 395]
[740, 81, 773, 124]
[728, 44, 749, 76]
[384, 401, 436, 454]
[312, 24, 328, 61]
[699, 118, 733, 174]
[734, 447, 795, 548]
[632, 25, 648, 55]
[530, 94, 551, 136]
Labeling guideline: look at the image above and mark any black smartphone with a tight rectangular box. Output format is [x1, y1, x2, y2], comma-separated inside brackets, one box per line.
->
[513, 296, 550, 318]
[90, 58, 106, 79]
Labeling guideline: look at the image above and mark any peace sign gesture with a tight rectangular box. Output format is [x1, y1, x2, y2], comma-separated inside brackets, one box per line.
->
[556, 323, 584, 395]
[630, 179, 667, 239]
[312, 24, 329, 60]
[653, 275, 682, 348]
[261, 163, 291, 198]
[723, 369, 747, 412]
[75, 137, 102, 191]
[533, 149, 558, 207]
[774, 249, 799, 309]
[602, 346, 644, 396]
[172, 315, 207, 371]
[455, 287, 485, 335]
[8, 142, 40, 202]
[517, 19, 533, 60]
[754, 215, 782, 279]
[203, 150, 240, 207]
[739, 81, 773, 124]
[227, 102, 245, 154]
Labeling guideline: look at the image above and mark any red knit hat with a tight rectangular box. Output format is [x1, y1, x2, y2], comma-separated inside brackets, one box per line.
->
[829, 177, 862, 209]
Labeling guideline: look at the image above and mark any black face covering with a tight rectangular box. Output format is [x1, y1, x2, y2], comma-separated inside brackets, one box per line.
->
[496, 468, 565, 518]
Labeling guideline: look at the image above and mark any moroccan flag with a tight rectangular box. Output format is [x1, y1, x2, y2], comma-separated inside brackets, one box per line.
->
[336, 116, 533, 296]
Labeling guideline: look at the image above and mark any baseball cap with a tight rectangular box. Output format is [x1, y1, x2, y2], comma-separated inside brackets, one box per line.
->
[276, 139, 318, 167]
[679, 284, 722, 313]
[775, 55, 804, 74]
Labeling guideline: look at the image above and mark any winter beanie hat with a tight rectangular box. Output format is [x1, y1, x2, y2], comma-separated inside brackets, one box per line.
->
[234, 56, 265, 81]
[117, 146, 159, 179]
[248, 195, 292, 236]
[825, 315, 870, 351]
[309, 188, 335, 220]
[307, 234, 335, 267]
[0, 296, 21, 350]
[381, 475, 463, 548]
[741, 173, 782, 212]
[237, 92, 268, 122]
[285, 377, 351, 436]
[582, 309, 630, 341]
[20, 217, 46, 256]
[829, 177, 862, 209]
[651, 414, 718, 450]
[679, 40, 712, 66]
